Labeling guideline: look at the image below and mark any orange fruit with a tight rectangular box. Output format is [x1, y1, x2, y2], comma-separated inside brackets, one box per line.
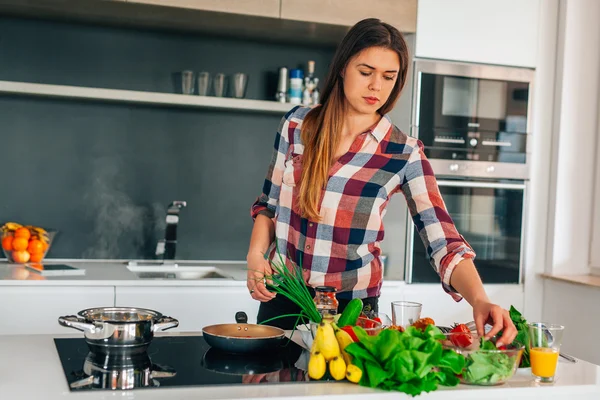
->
[29, 252, 44, 263]
[1, 236, 13, 251]
[14, 227, 31, 240]
[27, 239, 44, 254]
[12, 250, 30, 263]
[12, 237, 28, 252]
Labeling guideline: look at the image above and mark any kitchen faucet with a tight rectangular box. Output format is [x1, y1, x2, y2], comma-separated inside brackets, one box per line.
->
[155, 200, 187, 261]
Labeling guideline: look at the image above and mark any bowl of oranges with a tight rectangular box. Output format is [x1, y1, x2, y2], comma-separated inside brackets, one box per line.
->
[1, 222, 57, 264]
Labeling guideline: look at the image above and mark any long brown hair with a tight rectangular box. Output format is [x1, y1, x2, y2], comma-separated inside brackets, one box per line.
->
[298, 18, 410, 221]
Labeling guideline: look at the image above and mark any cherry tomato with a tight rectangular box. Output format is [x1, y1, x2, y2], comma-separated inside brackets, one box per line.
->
[449, 323, 473, 348]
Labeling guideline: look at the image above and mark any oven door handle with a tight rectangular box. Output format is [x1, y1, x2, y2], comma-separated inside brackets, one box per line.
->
[436, 180, 526, 190]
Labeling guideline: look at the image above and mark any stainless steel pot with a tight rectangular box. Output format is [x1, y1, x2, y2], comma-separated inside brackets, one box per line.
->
[70, 351, 176, 390]
[58, 307, 178, 354]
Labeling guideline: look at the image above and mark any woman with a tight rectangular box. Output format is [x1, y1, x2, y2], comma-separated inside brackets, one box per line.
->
[247, 18, 517, 347]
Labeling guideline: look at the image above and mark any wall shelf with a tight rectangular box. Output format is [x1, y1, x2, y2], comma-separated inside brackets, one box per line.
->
[0, 80, 293, 114]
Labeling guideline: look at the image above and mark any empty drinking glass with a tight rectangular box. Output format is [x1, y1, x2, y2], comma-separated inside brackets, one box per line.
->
[213, 73, 227, 97]
[391, 301, 422, 328]
[197, 71, 210, 96]
[231, 73, 248, 98]
[181, 70, 195, 95]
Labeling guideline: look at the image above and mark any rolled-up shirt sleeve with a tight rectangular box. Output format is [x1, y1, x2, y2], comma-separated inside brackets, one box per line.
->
[401, 140, 476, 301]
[250, 106, 297, 221]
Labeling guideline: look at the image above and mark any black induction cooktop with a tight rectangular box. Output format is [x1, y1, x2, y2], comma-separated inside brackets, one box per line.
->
[54, 335, 311, 391]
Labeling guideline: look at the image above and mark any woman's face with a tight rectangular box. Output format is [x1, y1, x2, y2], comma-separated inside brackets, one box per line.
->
[342, 46, 400, 115]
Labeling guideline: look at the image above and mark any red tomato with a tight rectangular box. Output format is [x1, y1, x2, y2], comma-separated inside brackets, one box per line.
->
[449, 323, 473, 348]
[341, 326, 359, 342]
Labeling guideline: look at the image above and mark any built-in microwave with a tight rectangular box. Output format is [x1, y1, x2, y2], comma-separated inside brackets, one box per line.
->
[405, 59, 535, 285]
[411, 59, 535, 180]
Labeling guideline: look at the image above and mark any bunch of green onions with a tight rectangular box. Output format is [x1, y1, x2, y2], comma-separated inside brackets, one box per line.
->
[251, 246, 322, 327]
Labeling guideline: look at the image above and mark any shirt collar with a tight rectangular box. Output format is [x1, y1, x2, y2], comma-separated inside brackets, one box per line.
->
[368, 114, 392, 143]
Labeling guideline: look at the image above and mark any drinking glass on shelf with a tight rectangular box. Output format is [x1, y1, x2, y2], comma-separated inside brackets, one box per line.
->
[391, 301, 422, 328]
[231, 73, 248, 98]
[528, 323, 564, 383]
[180, 70, 195, 95]
[197, 71, 210, 96]
[213, 73, 227, 97]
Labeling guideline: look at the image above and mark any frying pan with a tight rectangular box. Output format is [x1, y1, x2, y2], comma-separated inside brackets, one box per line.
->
[202, 312, 286, 354]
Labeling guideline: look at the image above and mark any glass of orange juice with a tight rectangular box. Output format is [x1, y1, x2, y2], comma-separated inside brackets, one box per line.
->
[528, 323, 565, 383]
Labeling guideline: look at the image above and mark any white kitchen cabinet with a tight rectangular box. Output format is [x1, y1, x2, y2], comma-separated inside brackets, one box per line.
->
[402, 284, 524, 326]
[0, 286, 115, 335]
[125, 0, 280, 18]
[415, 0, 540, 67]
[115, 286, 260, 332]
[280, 0, 417, 32]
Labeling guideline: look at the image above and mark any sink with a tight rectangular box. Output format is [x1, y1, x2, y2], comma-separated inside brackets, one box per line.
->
[126, 261, 233, 280]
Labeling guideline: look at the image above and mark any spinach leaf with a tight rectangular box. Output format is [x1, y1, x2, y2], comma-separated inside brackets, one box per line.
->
[509, 305, 530, 367]
[345, 324, 466, 396]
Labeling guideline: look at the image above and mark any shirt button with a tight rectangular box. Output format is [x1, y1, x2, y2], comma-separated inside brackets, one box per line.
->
[309, 223, 314, 227]
[306, 245, 311, 250]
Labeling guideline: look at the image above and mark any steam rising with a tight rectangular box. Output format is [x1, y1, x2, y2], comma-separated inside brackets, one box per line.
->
[82, 157, 165, 259]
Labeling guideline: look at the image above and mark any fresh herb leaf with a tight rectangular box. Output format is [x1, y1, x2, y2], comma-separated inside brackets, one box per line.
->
[344, 324, 466, 396]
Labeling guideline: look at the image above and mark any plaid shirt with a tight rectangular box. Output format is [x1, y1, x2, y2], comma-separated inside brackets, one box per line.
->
[251, 106, 476, 300]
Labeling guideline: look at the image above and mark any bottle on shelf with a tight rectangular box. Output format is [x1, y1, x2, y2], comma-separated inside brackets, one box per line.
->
[311, 77, 320, 105]
[288, 69, 304, 105]
[302, 60, 319, 106]
[275, 67, 288, 103]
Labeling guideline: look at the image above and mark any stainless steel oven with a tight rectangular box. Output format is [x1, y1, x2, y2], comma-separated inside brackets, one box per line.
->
[405, 59, 534, 285]
[405, 179, 528, 284]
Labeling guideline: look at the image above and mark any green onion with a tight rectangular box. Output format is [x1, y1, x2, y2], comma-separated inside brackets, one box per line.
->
[249, 242, 321, 325]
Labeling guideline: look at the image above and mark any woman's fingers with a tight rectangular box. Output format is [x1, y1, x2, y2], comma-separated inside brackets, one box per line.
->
[247, 261, 276, 302]
[496, 313, 517, 347]
[484, 307, 505, 340]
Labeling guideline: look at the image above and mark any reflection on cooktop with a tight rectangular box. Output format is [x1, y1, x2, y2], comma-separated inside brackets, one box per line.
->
[54, 336, 311, 391]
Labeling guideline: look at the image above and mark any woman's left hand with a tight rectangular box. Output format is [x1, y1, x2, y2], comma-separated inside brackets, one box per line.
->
[473, 301, 517, 347]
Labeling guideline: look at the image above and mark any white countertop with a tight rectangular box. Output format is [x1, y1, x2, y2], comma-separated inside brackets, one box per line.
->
[0, 259, 250, 286]
[0, 259, 408, 289]
[1, 331, 599, 400]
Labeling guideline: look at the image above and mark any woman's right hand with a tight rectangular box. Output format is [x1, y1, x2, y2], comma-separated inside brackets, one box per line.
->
[246, 251, 276, 302]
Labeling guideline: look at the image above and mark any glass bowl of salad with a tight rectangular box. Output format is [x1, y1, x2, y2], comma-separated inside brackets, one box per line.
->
[441, 332, 525, 385]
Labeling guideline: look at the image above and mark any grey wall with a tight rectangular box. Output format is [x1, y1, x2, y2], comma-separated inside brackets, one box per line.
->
[0, 16, 335, 260]
[0, 17, 414, 264]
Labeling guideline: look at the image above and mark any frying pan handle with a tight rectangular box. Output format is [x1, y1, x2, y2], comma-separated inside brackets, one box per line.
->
[235, 311, 248, 324]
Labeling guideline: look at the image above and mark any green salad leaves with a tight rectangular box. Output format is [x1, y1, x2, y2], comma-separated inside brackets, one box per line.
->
[462, 338, 516, 385]
[344, 325, 465, 397]
[509, 305, 530, 368]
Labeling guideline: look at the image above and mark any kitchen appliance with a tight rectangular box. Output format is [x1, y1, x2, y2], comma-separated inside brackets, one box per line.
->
[55, 335, 309, 391]
[202, 312, 286, 354]
[58, 307, 178, 355]
[406, 59, 534, 285]
[411, 59, 534, 180]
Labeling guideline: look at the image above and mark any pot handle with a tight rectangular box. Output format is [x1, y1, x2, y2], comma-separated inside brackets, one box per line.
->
[58, 315, 99, 333]
[153, 316, 179, 332]
[235, 311, 248, 324]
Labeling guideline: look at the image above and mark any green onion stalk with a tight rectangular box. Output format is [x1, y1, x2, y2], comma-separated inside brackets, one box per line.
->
[248, 244, 322, 328]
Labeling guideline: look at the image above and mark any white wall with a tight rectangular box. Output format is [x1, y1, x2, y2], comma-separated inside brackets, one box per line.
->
[543, 279, 600, 364]
[522, 0, 560, 322]
[547, 0, 600, 277]
[540, 0, 600, 365]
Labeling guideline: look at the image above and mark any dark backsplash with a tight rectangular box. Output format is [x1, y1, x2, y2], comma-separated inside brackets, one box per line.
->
[0, 16, 335, 260]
